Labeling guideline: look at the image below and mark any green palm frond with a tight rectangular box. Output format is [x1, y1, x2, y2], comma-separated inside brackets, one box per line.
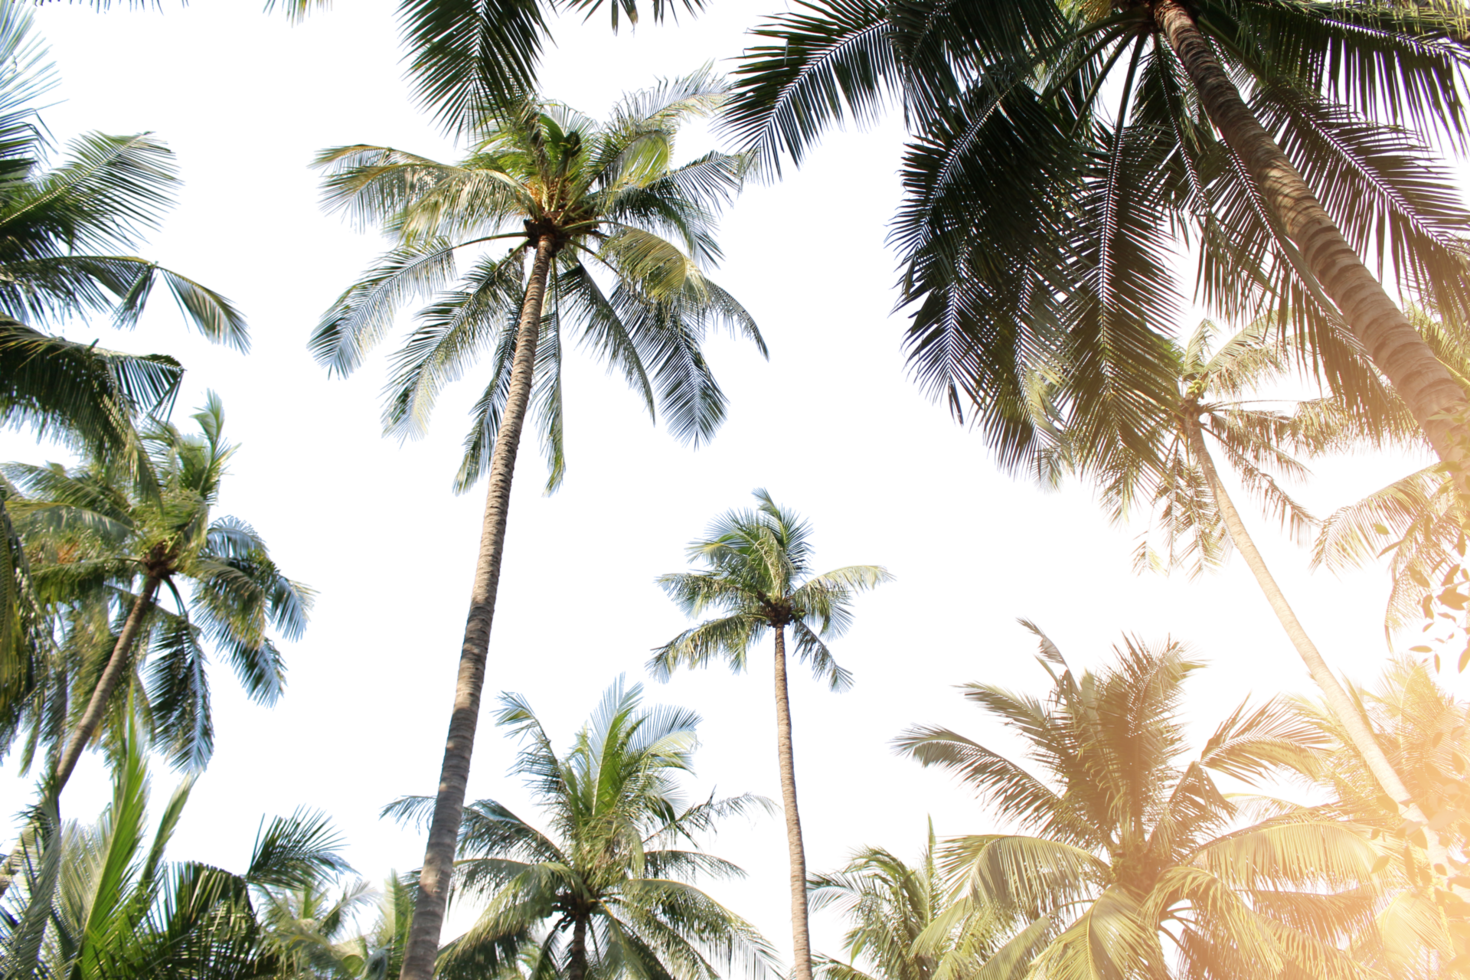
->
[391, 0, 552, 145]
[261, 0, 338, 29]
[246, 808, 353, 891]
[311, 239, 463, 377]
[708, 0, 899, 188]
[0, 318, 181, 459]
[440, 680, 774, 980]
[382, 248, 527, 441]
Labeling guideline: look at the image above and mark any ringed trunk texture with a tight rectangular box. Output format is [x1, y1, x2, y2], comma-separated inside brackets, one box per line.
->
[568, 916, 589, 980]
[52, 572, 162, 793]
[397, 235, 557, 980]
[1154, 0, 1470, 472]
[772, 626, 815, 980]
[1187, 424, 1466, 894]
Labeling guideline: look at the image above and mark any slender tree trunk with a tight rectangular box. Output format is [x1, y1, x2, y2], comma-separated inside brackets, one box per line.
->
[772, 625, 814, 980]
[1154, 0, 1470, 474]
[1187, 423, 1466, 892]
[568, 915, 588, 980]
[397, 234, 557, 980]
[52, 572, 162, 793]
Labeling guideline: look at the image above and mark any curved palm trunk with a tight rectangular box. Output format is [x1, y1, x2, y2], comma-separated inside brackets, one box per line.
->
[771, 625, 814, 980]
[52, 571, 162, 793]
[1153, 0, 1470, 474]
[398, 235, 557, 980]
[1187, 424, 1465, 893]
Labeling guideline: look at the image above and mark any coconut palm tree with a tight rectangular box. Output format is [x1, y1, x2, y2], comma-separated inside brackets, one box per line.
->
[722, 0, 1470, 473]
[1297, 659, 1470, 978]
[312, 71, 763, 980]
[898, 624, 1379, 980]
[650, 491, 889, 980]
[809, 825, 1002, 980]
[383, 679, 777, 980]
[0, 734, 352, 980]
[0, 393, 312, 793]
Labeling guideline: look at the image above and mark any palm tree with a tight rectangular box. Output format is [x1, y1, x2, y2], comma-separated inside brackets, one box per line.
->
[808, 825, 1000, 980]
[1293, 302, 1470, 675]
[1297, 659, 1470, 978]
[898, 624, 1379, 980]
[721, 0, 1470, 473]
[650, 491, 890, 980]
[0, 393, 312, 794]
[0, 734, 353, 980]
[383, 679, 777, 980]
[312, 71, 763, 980]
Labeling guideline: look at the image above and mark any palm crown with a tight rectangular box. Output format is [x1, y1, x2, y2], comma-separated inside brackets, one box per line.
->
[721, 0, 1470, 471]
[898, 626, 1378, 980]
[1, 395, 312, 777]
[385, 680, 776, 980]
[311, 68, 764, 491]
[650, 490, 891, 689]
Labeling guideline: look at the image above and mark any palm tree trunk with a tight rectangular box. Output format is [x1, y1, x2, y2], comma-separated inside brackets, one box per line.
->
[397, 234, 557, 980]
[1186, 423, 1465, 893]
[1153, 0, 1470, 474]
[772, 625, 814, 980]
[568, 915, 589, 980]
[52, 571, 162, 793]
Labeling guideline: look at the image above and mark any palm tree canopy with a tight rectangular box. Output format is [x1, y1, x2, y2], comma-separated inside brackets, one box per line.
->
[650, 490, 891, 690]
[0, 735, 352, 980]
[311, 69, 765, 492]
[0, 0, 244, 347]
[384, 678, 778, 980]
[0, 394, 313, 774]
[896, 624, 1380, 980]
[721, 0, 1470, 470]
[805, 816, 952, 980]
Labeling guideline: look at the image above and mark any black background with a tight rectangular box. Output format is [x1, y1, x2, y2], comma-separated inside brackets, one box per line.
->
[2, 0, 1446, 952]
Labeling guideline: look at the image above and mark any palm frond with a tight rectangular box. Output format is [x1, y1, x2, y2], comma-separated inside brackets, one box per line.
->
[391, 0, 552, 146]
[714, 0, 905, 188]
[245, 805, 360, 899]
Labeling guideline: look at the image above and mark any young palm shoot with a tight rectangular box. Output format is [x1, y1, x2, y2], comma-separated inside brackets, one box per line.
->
[650, 491, 890, 980]
[383, 679, 776, 980]
[311, 70, 764, 980]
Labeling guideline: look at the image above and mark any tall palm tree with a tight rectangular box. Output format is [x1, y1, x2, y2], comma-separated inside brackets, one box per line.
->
[721, 0, 1470, 473]
[0, 733, 353, 980]
[898, 625, 1379, 980]
[383, 679, 776, 980]
[312, 71, 763, 980]
[650, 491, 890, 980]
[0, 394, 312, 793]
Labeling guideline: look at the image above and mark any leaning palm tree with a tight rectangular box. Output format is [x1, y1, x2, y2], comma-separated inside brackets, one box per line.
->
[1181, 652, 1470, 980]
[898, 625, 1379, 980]
[383, 679, 777, 980]
[0, 393, 312, 794]
[311, 70, 763, 980]
[723, 0, 1470, 473]
[650, 491, 890, 980]
[0, 734, 353, 980]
